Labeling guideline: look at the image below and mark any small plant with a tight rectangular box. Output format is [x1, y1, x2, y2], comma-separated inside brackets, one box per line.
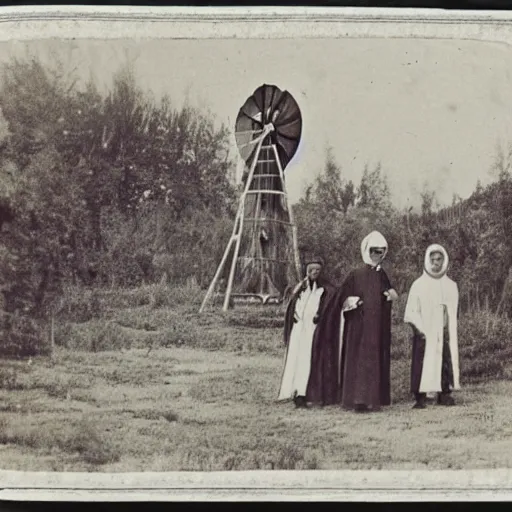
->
[64, 419, 121, 466]
[0, 312, 47, 358]
[162, 411, 179, 423]
[220, 445, 319, 471]
[56, 286, 102, 323]
[0, 367, 21, 390]
[55, 320, 131, 352]
[458, 309, 512, 382]
[148, 280, 204, 310]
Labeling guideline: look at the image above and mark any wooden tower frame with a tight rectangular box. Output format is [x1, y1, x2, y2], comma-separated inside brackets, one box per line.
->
[199, 122, 302, 313]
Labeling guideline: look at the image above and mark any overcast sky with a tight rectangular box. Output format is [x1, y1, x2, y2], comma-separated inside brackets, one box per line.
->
[1, 36, 512, 209]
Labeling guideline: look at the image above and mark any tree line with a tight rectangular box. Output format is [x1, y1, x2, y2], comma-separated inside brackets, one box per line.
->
[1, 55, 511, 356]
[295, 144, 512, 317]
[0, 57, 236, 316]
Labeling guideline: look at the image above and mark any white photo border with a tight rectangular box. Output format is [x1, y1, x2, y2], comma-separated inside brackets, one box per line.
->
[0, 4, 512, 502]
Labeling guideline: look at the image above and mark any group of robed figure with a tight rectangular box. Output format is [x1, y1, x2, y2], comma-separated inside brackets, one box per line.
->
[277, 230, 460, 412]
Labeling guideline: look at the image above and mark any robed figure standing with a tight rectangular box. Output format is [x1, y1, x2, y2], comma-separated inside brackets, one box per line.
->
[404, 244, 460, 408]
[277, 257, 333, 408]
[315, 231, 398, 412]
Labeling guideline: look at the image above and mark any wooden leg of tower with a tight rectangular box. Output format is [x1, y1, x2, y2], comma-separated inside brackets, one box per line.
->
[200, 183, 249, 313]
[199, 234, 236, 313]
[204, 126, 268, 313]
[271, 143, 302, 281]
[223, 212, 244, 312]
[291, 223, 302, 281]
[221, 133, 266, 311]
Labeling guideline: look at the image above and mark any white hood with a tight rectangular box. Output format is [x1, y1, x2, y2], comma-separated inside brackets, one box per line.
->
[424, 243, 449, 279]
[361, 231, 388, 267]
[404, 243, 460, 392]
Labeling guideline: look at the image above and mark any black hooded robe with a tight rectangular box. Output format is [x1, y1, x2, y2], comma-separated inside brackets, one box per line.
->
[314, 265, 394, 410]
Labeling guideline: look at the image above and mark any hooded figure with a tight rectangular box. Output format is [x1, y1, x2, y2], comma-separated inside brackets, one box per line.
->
[404, 244, 460, 408]
[278, 256, 334, 408]
[313, 231, 398, 412]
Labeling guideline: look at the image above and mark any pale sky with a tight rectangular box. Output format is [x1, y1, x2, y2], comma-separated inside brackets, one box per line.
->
[2, 36, 512, 209]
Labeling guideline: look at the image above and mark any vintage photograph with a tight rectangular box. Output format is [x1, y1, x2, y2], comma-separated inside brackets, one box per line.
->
[1, 7, 512, 480]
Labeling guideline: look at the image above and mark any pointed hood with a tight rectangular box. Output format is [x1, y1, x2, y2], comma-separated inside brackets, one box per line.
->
[361, 231, 388, 268]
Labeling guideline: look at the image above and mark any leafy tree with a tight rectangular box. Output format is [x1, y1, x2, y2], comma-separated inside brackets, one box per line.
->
[419, 182, 439, 217]
[0, 55, 237, 355]
[356, 162, 392, 213]
[308, 147, 356, 214]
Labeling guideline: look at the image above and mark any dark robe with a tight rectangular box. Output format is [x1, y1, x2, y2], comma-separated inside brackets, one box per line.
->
[313, 265, 394, 409]
[304, 280, 340, 406]
[282, 276, 335, 401]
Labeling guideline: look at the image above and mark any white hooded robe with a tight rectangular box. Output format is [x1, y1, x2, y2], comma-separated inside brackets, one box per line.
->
[278, 279, 326, 401]
[404, 244, 460, 393]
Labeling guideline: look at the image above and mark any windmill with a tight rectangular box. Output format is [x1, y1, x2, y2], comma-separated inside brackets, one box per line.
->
[199, 84, 303, 313]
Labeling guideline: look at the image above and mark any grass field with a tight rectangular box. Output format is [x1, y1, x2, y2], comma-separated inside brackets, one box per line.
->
[0, 284, 511, 472]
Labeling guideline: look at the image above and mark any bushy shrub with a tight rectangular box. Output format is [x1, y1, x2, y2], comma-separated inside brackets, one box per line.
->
[148, 280, 204, 310]
[0, 312, 48, 357]
[458, 310, 512, 382]
[225, 305, 286, 329]
[55, 320, 130, 352]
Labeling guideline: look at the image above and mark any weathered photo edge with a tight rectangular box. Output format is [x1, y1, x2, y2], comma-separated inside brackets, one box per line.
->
[0, 4, 512, 502]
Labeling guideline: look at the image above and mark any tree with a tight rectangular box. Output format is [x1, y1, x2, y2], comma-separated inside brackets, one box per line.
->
[356, 162, 392, 212]
[419, 182, 438, 216]
[303, 146, 356, 214]
[0, 54, 238, 329]
[0, 57, 73, 170]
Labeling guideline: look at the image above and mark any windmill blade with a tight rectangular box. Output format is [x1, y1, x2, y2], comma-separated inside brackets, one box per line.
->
[252, 84, 282, 123]
[272, 91, 301, 124]
[235, 127, 265, 163]
[239, 97, 265, 126]
[235, 84, 302, 171]
[275, 117, 302, 139]
[275, 138, 300, 169]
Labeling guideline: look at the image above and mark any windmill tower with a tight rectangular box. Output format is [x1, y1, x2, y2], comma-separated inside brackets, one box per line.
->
[199, 84, 303, 312]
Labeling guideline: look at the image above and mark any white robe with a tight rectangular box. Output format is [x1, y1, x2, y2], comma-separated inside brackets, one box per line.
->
[404, 271, 460, 393]
[278, 281, 324, 400]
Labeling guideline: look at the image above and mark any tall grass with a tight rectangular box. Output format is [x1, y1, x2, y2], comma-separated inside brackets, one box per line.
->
[13, 282, 512, 400]
[0, 416, 121, 466]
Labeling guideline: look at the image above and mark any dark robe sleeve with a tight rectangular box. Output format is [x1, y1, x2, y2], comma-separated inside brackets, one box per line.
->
[325, 271, 357, 325]
[379, 269, 394, 313]
[380, 269, 393, 292]
[313, 279, 336, 324]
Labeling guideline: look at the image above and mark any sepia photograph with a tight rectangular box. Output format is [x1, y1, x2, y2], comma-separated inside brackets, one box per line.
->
[1, 4, 512, 499]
